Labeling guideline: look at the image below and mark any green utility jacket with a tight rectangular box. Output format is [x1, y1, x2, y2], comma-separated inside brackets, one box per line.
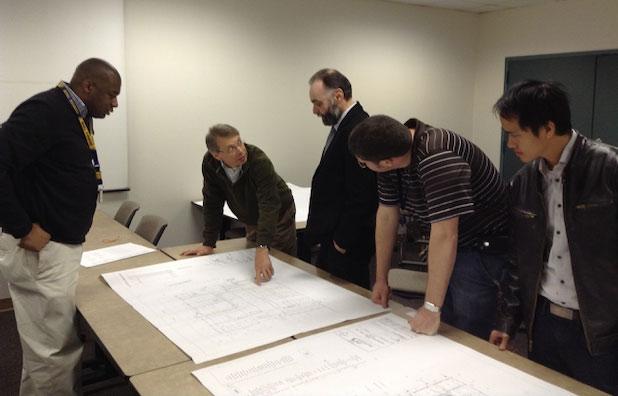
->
[201, 143, 293, 247]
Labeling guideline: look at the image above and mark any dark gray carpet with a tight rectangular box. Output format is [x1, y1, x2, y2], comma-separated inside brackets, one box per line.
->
[0, 310, 136, 396]
[0, 310, 21, 396]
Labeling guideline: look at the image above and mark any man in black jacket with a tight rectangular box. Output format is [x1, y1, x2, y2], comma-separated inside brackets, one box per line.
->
[491, 80, 618, 394]
[0, 58, 121, 395]
[305, 69, 377, 289]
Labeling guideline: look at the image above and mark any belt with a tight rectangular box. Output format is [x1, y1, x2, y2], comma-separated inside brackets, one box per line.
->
[472, 235, 508, 254]
[548, 300, 579, 321]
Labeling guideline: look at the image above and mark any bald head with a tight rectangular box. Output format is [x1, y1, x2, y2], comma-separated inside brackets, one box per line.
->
[69, 58, 121, 119]
[70, 58, 121, 87]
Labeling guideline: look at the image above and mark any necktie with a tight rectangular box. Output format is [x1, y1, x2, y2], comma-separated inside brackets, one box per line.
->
[321, 127, 336, 158]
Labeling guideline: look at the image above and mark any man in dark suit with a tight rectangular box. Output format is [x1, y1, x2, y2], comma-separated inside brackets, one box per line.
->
[305, 68, 377, 289]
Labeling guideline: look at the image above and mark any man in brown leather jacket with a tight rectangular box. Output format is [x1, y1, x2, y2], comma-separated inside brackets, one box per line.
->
[491, 80, 618, 394]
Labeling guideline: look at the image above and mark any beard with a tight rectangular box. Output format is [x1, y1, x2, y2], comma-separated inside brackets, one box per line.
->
[321, 102, 342, 126]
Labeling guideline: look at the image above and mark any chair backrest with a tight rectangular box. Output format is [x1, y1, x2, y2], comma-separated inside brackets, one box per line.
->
[114, 201, 140, 228]
[388, 268, 427, 294]
[388, 225, 428, 295]
[134, 214, 168, 246]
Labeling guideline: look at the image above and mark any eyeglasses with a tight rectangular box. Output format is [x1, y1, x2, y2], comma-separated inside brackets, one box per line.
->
[219, 139, 244, 155]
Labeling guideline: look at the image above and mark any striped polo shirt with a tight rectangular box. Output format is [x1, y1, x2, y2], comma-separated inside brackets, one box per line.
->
[378, 118, 508, 247]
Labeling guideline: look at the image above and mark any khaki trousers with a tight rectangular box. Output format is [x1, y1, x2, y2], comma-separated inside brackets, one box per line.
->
[0, 233, 83, 396]
[245, 202, 297, 256]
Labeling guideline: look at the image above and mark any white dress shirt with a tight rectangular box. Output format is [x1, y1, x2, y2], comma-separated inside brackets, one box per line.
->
[539, 130, 579, 309]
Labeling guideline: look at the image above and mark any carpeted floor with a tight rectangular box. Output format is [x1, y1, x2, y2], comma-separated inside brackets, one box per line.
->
[0, 310, 136, 396]
[0, 310, 22, 396]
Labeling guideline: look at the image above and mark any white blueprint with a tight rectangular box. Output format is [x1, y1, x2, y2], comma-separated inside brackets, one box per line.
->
[101, 249, 386, 364]
[80, 242, 156, 267]
[285, 183, 310, 223]
[193, 313, 574, 396]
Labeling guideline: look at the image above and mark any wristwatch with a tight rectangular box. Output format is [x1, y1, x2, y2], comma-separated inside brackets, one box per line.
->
[257, 244, 269, 250]
[423, 301, 441, 313]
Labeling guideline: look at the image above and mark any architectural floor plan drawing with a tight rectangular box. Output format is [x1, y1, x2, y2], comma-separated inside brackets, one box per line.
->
[101, 249, 386, 363]
[193, 314, 574, 396]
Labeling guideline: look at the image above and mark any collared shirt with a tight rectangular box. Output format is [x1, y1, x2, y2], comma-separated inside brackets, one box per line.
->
[322, 101, 358, 158]
[334, 101, 357, 131]
[63, 81, 88, 118]
[221, 161, 242, 184]
[539, 130, 579, 309]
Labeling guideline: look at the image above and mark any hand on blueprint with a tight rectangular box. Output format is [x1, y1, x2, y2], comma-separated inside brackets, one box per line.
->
[371, 279, 390, 308]
[19, 223, 50, 252]
[180, 245, 214, 256]
[489, 330, 510, 351]
[254, 248, 273, 285]
[409, 307, 440, 335]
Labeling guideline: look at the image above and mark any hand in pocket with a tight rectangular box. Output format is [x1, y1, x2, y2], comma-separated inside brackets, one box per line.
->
[19, 224, 50, 252]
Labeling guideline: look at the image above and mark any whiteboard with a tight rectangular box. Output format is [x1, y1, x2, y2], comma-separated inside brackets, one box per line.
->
[0, 0, 128, 190]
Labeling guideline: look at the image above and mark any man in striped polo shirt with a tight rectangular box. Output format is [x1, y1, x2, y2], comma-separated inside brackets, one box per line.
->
[349, 115, 514, 340]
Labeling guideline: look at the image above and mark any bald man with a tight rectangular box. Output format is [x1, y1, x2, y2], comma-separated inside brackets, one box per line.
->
[0, 58, 121, 395]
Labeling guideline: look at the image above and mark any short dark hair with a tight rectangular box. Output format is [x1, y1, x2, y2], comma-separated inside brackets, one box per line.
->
[70, 58, 121, 86]
[309, 68, 352, 99]
[205, 124, 239, 152]
[493, 80, 572, 136]
[349, 115, 411, 162]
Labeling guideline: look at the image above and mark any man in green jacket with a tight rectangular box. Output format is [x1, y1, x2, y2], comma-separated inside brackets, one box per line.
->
[182, 124, 296, 285]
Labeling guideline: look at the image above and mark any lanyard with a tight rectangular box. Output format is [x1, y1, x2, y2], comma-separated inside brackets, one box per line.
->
[57, 82, 103, 198]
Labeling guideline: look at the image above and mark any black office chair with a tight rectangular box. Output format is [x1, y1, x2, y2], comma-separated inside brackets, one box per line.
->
[113, 201, 140, 228]
[134, 214, 168, 246]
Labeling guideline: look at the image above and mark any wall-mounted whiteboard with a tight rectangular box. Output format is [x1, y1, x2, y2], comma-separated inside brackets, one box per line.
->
[0, 0, 128, 190]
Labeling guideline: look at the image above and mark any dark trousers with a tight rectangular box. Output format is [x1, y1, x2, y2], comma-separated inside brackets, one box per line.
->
[441, 248, 508, 340]
[530, 296, 618, 395]
[316, 234, 374, 290]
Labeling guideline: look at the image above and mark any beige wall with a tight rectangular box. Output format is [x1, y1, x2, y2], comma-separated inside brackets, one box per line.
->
[473, 0, 618, 166]
[0, 0, 128, 190]
[121, 0, 479, 247]
[4, 0, 618, 300]
[0, 0, 126, 300]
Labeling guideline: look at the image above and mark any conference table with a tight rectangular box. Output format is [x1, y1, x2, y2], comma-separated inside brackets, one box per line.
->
[78, 211, 604, 395]
[77, 211, 338, 378]
[77, 211, 188, 377]
[129, 244, 604, 396]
